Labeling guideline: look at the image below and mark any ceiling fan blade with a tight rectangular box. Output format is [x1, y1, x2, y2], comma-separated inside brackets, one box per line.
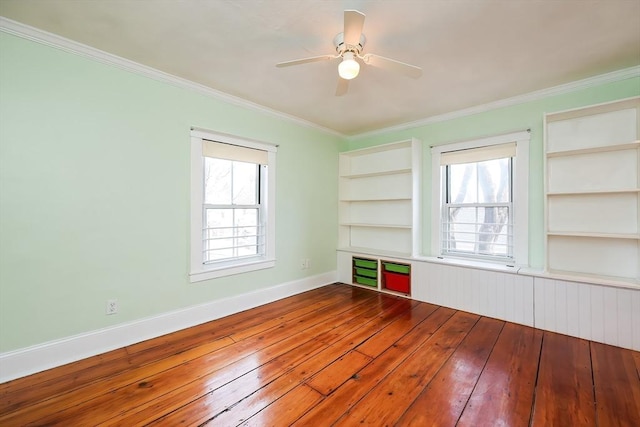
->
[362, 54, 422, 78]
[335, 77, 349, 96]
[276, 55, 336, 68]
[343, 10, 365, 46]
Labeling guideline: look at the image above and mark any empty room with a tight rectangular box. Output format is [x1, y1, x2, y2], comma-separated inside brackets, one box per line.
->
[0, 1, 639, 425]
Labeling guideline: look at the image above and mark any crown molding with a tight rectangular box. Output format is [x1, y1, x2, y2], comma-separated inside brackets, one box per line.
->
[2, 17, 638, 141]
[0, 17, 345, 139]
[350, 65, 640, 140]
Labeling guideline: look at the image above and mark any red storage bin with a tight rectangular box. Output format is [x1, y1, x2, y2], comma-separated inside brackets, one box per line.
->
[383, 271, 410, 293]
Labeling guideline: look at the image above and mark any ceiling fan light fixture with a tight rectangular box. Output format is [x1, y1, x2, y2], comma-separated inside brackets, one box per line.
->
[338, 52, 360, 80]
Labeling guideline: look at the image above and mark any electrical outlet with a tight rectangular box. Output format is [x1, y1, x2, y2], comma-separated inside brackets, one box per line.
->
[106, 299, 118, 315]
[300, 258, 307, 269]
[305, 258, 311, 269]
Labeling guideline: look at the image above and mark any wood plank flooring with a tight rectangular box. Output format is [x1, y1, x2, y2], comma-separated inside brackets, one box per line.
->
[1, 283, 638, 426]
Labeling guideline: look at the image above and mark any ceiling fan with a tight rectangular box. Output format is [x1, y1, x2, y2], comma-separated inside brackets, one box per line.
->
[276, 10, 422, 96]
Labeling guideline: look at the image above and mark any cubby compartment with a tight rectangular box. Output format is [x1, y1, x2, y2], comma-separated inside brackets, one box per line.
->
[352, 257, 378, 288]
[381, 261, 411, 294]
[348, 256, 412, 296]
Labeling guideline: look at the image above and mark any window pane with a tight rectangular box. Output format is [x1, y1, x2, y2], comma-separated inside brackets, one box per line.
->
[204, 158, 232, 205]
[445, 206, 511, 257]
[477, 158, 510, 203]
[232, 162, 257, 205]
[204, 208, 234, 262]
[204, 208, 261, 263]
[235, 209, 259, 257]
[448, 158, 510, 204]
[449, 163, 477, 203]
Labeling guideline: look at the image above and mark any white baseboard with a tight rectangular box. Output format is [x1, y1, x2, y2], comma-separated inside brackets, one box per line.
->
[0, 271, 337, 383]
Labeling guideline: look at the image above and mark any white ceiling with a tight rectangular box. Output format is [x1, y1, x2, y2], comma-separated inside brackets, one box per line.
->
[1, 0, 639, 136]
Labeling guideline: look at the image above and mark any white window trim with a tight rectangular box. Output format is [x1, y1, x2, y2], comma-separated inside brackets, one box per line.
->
[190, 128, 277, 282]
[431, 130, 530, 267]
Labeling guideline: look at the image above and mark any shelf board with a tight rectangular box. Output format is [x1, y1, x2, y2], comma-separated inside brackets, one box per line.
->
[546, 140, 639, 158]
[547, 188, 640, 196]
[545, 269, 640, 289]
[340, 223, 411, 229]
[547, 231, 640, 240]
[340, 168, 411, 179]
[337, 246, 412, 259]
[339, 140, 412, 156]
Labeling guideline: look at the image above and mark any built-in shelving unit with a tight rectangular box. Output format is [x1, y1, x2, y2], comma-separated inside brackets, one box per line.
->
[338, 138, 422, 258]
[350, 255, 411, 296]
[544, 97, 640, 286]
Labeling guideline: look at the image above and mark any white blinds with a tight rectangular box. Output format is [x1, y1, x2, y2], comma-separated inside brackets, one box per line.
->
[440, 142, 516, 166]
[202, 140, 268, 164]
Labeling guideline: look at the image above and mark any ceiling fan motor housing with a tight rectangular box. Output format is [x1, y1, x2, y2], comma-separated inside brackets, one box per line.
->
[333, 32, 366, 56]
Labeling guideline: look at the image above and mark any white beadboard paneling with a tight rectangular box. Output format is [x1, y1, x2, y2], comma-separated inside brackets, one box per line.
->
[565, 281, 580, 338]
[496, 273, 506, 321]
[603, 288, 618, 346]
[461, 267, 474, 315]
[410, 261, 428, 302]
[533, 277, 640, 351]
[336, 251, 353, 284]
[590, 285, 605, 343]
[617, 290, 633, 350]
[411, 262, 533, 327]
[520, 275, 535, 326]
[578, 283, 592, 340]
[633, 290, 640, 350]
[555, 279, 568, 334]
[469, 267, 482, 315]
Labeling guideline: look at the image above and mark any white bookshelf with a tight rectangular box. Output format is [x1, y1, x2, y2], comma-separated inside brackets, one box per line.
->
[544, 97, 640, 286]
[338, 138, 422, 258]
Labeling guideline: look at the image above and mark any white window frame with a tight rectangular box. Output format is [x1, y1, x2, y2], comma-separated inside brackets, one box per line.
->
[190, 128, 277, 282]
[431, 130, 530, 267]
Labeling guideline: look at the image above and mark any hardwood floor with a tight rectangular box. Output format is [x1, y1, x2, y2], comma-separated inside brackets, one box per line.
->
[1, 284, 639, 426]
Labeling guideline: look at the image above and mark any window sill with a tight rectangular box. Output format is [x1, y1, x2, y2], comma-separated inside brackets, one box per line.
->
[413, 255, 522, 274]
[190, 258, 275, 282]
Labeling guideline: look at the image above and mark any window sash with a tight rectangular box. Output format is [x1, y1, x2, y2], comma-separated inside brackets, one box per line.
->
[202, 161, 265, 264]
[442, 204, 514, 258]
[442, 158, 514, 260]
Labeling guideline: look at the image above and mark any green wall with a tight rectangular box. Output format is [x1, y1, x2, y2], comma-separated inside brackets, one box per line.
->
[1, 29, 638, 355]
[0, 33, 341, 352]
[346, 76, 640, 269]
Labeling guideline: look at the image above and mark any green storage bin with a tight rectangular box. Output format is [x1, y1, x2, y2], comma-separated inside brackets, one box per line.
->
[354, 258, 377, 269]
[383, 262, 410, 274]
[355, 267, 377, 278]
[354, 275, 377, 287]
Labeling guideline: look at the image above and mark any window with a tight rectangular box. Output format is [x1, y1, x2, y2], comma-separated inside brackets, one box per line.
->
[190, 128, 277, 282]
[431, 131, 529, 266]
